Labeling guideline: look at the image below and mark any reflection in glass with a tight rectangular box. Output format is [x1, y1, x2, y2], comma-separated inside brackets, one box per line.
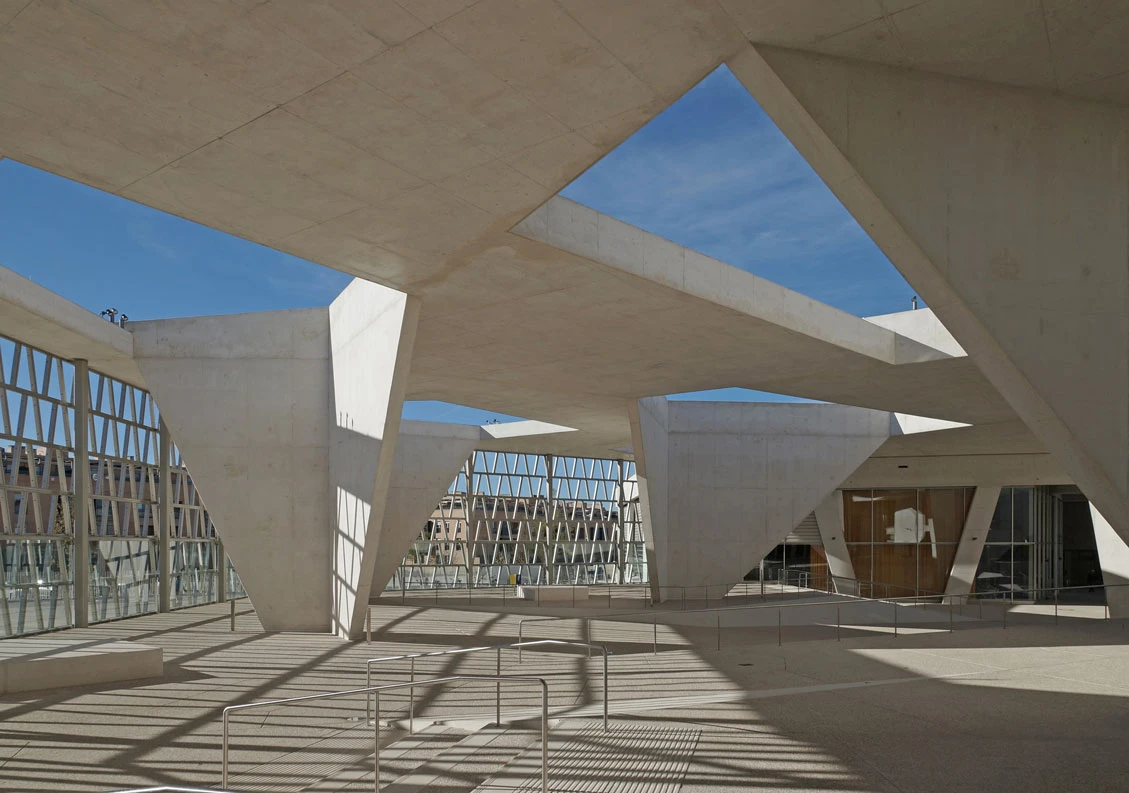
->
[1012, 487, 1033, 543]
[843, 488, 973, 596]
[987, 488, 1013, 543]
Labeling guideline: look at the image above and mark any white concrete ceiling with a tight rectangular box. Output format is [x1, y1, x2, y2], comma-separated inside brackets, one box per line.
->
[2, 1, 1117, 458]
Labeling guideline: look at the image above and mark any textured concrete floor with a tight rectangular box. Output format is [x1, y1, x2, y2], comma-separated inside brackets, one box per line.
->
[2, 599, 1128, 792]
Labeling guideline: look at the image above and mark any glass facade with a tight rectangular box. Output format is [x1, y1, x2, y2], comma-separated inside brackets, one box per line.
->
[974, 486, 1039, 598]
[392, 452, 646, 589]
[843, 488, 974, 597]
[0, 332, 244, 637]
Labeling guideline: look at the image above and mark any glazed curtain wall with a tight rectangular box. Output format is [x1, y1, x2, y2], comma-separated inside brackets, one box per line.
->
[0, 332, 242, 637]
[393, 452, 645, 589]
[975, 486, 1045, 598]
[843, 488, 975, 597]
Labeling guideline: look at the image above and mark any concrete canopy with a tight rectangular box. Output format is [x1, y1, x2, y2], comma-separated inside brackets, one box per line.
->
[5, 1, 1129, 610]
[5, 3, 1125, 462]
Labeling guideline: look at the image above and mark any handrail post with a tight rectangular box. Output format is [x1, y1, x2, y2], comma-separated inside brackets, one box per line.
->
[518, 621, 524, 662]
[653, 614, 657, 655]
[777, 609, 781, 647]
[230, 598, 235, 632]
[496, 647, 502, 726]
[836, 606, 840, 642]
[1055, 587, 1059, 625]
[602, 648, 609, 733]
[949, 597, 953, 634]
[366, 662, 372, 724]
[716, 611, 720, 651]
[893, 601, 897, 638]
[374, 691, 380, 793]
[541, 681, 549, 793]
[409, 657, 415, 735]
[366, 607, 371, 644]
[222, 711, 230, 789]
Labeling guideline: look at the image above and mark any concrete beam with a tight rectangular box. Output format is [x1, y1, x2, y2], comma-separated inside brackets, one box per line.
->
[0, 267, 142, 386]
[729, 44, 1129, 545]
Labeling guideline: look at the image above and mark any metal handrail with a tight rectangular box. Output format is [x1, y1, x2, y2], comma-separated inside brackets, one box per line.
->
[516, 580, 963, 652]
[222, 675, 549, 793]
[110, 788, 231, 793]
[516, 582, 947, 637]
[364, 639, 609, 732]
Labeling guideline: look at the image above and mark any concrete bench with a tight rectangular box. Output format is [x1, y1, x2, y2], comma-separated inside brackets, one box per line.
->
[0, 638, 163, 695]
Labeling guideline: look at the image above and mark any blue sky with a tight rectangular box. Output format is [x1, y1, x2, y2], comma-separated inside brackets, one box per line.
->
[562, 66, 912, 316]
[0, 65, 912, 423]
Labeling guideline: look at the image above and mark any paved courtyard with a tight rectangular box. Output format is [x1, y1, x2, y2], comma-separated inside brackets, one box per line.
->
[2, 599, 1129, 792]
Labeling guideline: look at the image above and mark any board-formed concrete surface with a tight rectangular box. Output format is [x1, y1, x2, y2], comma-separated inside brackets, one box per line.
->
[0, 638, 162, 695]
[4, 600, 1129, 792]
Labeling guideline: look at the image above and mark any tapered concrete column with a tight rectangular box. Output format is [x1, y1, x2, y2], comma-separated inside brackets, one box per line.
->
[367, 422, 481, 597]
[1091, 504, 1129, 618]
[813, 491, 854, 593]
[944, 487, 1003, 598]
[72, 359, 90, 628]
[627, 398, 669, 605]
[328, 279, 420, 639]
[629, 398, 890, 600]
[133, 307, 336, 632]
[157, 418, 172, 613]
[730, 44, 1129, 545]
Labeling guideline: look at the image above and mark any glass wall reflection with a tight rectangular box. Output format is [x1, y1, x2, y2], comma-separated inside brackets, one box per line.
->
[974, 487, 1035, 598]
[843, 488, 974, 597]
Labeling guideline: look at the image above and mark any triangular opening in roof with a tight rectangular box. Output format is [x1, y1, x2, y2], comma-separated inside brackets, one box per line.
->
[561, 65, 918, 319]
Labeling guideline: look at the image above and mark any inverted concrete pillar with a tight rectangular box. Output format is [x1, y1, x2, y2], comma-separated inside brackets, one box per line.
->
[328, 279, 420, 639]
[133, 307, 336, 632]
[368, 422, 481, 596]
[132, 278, 500, 638]
[627, 397, 670, 604]
[629, 398, 890, 601]
[944, 486, 1003, 598]
[813, 491, 854, 593]
[730, 44, 1129, 545]
[1091, 504, 1129, 618]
